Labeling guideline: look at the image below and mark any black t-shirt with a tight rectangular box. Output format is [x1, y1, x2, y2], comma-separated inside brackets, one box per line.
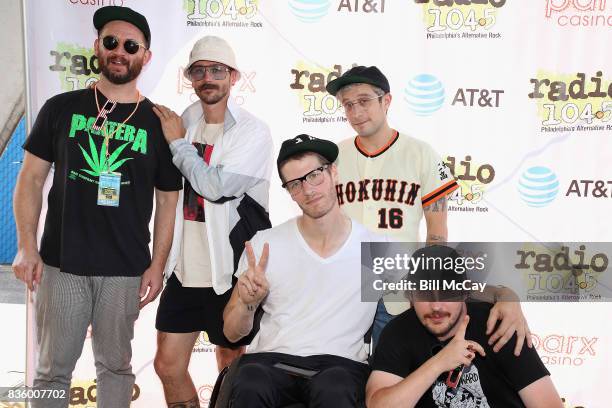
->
[371, 302, 550, 408]
[24, 88, 182, 276]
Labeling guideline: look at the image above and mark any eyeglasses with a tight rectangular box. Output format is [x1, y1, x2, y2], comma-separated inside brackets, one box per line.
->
[282, 164, 330, 195]
[188, 65, 231, 81]
[341, 94, 383, 112]
[101, 35, 147, 55]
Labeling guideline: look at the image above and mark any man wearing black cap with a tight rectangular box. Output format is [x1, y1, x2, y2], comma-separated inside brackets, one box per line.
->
[12, 6, 181, 407]
[221, 135, 388, 407]
[326, 67, 531, 353]
[366, 245, 563, 408]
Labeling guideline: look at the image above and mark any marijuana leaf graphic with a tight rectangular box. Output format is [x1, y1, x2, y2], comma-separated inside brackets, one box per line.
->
[79, 132, 132, 176]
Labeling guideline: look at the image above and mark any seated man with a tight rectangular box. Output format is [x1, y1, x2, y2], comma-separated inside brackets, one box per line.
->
[223, 136, 533, 408]
[223, 134, 382, 407]
[366, 245, 563, 408]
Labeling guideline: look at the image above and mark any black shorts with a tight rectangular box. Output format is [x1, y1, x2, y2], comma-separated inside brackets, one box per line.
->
[155, 273, 254, 349]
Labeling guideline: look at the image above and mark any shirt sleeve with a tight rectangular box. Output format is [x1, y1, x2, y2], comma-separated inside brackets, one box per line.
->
[420, 143, 458, 208]
[23, 98, 57, 163]
[170, 117, 273, 201]
[371, 316, 415, 378]
[490, 331, 551, 392]
[154, 137, 183, 191]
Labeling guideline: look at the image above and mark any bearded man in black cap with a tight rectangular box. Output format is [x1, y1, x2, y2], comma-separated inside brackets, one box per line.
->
[12, 6, 181, 407]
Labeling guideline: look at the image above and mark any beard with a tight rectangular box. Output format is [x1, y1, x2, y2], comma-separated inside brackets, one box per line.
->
[196, 82, 228, 105]
[423, 307, 464, 339]
[99, 55, 143, 85]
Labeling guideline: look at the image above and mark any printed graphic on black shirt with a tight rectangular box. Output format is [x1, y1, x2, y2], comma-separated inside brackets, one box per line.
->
[67, 112, 149, 185]
[23, 89, 183, 277]
[432, 364, 490, 408]
[183, 142, 214, 222]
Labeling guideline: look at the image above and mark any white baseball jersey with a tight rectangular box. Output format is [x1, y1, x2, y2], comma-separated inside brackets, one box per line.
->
[336, 130, 458, 243]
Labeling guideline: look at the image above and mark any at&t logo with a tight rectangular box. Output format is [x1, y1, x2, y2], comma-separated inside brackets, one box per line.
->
[404, 74, 445, 116]
[517, 166, 559, 208]
[289, 0, 332, 22]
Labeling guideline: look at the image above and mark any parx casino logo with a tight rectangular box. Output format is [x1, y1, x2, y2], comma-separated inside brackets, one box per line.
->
[529, 71, 612, 133]
[413, 0, 505, 40]
[178, 66, 257, 106]
[545, 0, 612, 27]
[532, 331, 599, 367]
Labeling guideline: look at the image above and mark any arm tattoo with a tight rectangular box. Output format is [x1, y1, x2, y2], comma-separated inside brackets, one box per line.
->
[425, 197, 447, 213]
[427, 234, 446, 243]
[168, 395, 199, 408]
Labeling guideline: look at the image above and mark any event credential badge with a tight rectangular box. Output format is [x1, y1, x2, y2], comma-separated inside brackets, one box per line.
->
[97, 172, 121, 207]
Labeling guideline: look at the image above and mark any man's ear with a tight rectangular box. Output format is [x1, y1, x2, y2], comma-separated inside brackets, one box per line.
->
[383, 93, 392, 114]
[230, 69, 240, 86]
[143, 49, 152, 66]
[329, 162, 339, 185]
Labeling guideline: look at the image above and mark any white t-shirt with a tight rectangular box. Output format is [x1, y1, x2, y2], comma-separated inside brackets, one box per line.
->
[174, 122, 223, 287]
[235, 218, 389, 363]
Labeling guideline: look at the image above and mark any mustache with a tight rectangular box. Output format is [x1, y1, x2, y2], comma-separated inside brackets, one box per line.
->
[425, 311, 450, 319]
[199, 83, 219, 91]
[106, 55, 129, 65]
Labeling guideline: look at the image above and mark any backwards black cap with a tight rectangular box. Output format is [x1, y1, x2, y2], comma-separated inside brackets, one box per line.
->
[277, 134, 338, 178]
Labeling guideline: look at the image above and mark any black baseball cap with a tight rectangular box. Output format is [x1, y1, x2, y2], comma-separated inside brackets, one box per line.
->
[93, 6, 151, 47]
[277, 134, 338, 177]
[326, 65, 390, 96]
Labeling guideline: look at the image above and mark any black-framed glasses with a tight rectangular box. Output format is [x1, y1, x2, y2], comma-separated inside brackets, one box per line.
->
[188, 65, 231, 81]
[282, 164, 330, 195]
[341, 94, 383, 112]
[101, 35, 147, 55]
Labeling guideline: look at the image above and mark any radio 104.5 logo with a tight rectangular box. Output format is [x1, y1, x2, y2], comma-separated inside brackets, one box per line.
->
[529, 70, 612, 133]
[413, 0, 505, 39]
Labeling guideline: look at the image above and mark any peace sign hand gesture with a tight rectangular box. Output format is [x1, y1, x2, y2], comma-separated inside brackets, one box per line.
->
[237, 242, 270, 309]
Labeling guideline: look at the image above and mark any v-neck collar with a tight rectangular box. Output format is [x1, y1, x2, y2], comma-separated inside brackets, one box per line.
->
[292, 218, 355, 264]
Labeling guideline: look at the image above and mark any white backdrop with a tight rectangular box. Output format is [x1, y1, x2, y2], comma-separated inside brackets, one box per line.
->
[23, 1, 612, 407]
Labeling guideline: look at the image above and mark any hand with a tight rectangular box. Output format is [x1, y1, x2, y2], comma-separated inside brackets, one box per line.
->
[433, 315, 486, 373]
[487, 298, 532, 356]
[139, 265, 164, 309]
[152, 104, 186, 143]
[237, 242, 269, 309]
[12, 247, 44, 291]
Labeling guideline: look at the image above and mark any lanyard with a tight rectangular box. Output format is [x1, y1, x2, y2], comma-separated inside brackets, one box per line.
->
[94, 84, 141, 172]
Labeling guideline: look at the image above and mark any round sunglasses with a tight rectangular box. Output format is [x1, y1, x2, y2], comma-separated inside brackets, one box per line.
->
[101, 35, 147, 55]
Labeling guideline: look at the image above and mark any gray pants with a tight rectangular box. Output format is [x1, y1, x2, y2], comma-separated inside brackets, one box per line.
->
[32, 265, 141, 408]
